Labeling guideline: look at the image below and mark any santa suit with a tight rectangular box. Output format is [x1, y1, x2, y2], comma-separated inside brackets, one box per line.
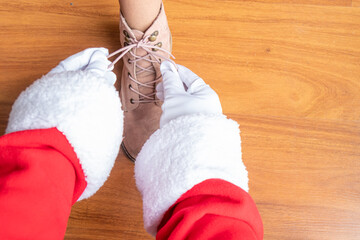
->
[0, 49, 263, 239]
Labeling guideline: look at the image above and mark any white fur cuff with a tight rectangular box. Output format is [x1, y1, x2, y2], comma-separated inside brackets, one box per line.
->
[6, 70, 123, 201]
[135, 114, 248, 236]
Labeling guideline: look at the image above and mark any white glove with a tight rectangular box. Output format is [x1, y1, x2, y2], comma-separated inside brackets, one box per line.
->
[6, 47, 123, 201]
[49, 47, 116, 85]
[156, 61, 223, 128]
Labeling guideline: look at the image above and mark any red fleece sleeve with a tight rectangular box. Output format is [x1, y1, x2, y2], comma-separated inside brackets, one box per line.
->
[156, 179, 263, 240]
[0, 128, 86, 240]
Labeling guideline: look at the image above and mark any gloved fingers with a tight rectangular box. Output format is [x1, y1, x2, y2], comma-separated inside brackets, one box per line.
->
[66, 48, 109, 71]
[177, 64, 206, 91]
[156, 90, 164, 101]
[48, 64, 66, 74]
[104, 71, 117, 85]
[86, 50, 112, 75]
[160, 61, 186, 95]
[49, 48, 109, 74]
[186, 78, 209, 95]
[86, 50, 117, 84]
[156, 82, 165, 101]
[156, 81, 164, 93]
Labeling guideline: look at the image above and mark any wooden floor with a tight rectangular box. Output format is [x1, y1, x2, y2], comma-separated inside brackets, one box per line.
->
[1, 0, 359, 239]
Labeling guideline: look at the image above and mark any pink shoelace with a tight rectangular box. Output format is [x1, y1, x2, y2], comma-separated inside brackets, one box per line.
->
[108, 34, 176, 103]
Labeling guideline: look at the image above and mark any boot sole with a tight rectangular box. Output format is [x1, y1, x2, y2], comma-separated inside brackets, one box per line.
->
[121, 141, 136, 162]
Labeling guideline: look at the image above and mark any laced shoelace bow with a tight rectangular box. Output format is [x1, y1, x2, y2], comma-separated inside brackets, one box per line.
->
[108, 34, 176, 103]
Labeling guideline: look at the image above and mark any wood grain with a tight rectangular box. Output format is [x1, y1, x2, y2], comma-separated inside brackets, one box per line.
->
[244, 0, 352, 6]
[353, 0, 360, 7]
[0, 0, 359, 239]
[237, 114, 360, 239]
[65, 153, 150, 239]
[167, 0, 360, 122]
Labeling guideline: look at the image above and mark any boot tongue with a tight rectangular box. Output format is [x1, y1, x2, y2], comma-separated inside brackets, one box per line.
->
[132, 29, 156, 99]
[132, 29, 145, 41]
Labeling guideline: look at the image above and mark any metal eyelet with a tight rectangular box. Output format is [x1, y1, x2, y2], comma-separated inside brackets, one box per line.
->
[149, 35, 157, 42]
[148, 31, 159, 42]
[130, 98, 135, 104]
[125, 36, 131, 43]
[128, 72, 131, 77]
[123, 30, 130, 38]
[128, 58, 131, 64]
[152, 42, 162, 51]
[128, 84, 132, 89]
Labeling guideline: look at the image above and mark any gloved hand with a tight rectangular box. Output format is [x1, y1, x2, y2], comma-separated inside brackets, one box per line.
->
[6, 47, 123, 201]
[49, 47, 116, 85]
[137, 62, 247, 236]
[156, 61, 222, 128]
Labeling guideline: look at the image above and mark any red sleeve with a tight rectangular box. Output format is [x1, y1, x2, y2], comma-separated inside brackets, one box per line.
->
[0, 128, 86, 240]
[156, 179, 263, 240]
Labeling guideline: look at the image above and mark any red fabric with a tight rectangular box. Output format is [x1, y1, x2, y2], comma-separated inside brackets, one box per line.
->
[157, 179, 263, 240]
[0, 128, 86, 240]
[0, 128, 263, 239]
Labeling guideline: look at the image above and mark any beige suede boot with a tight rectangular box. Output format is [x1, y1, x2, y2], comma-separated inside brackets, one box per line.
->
[109, 4, 173, 161]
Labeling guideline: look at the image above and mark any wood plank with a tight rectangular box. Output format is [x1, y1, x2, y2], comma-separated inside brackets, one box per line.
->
[0, 0, 122, 135]
[64, 114, 360, 240]
[65, 153, 151, 240]
[243, 0, 351, 7]
[235, 114, 360, 239]
[353, 0, 360, 7]
[166, 0, 360, 121]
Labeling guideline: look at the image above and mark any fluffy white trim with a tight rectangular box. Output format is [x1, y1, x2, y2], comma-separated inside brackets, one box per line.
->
[135, 114, 248, 236]
[6, 71, 123, 201]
